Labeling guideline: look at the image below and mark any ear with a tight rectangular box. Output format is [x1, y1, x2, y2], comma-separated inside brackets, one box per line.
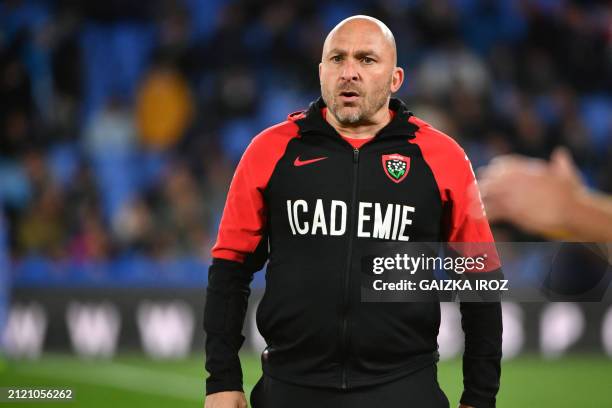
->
[390, 67, 404, 93]
[319, 62, 323, 82]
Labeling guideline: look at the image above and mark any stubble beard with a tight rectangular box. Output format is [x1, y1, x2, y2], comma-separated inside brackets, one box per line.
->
[322, 78, 392, 126]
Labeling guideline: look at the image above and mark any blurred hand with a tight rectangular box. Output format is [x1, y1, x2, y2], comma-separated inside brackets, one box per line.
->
[204, 391, 247, 408]
[478, 147, 583, 238]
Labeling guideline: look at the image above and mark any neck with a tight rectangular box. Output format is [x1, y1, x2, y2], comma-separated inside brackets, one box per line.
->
[325, 104, 392, 139]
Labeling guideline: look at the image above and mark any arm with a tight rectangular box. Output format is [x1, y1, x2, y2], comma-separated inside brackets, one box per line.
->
[567, 190, 612, 242]
[409, 119, 502, 407]
[204, 245, 267, 394]
[203, 122, 298, 407]
[479, 147, 612, 242]
[448, 154, 503, 408]
[204, 138, 271, 398]
[458, 301, 502, 408]
[204, 251, 266, 407]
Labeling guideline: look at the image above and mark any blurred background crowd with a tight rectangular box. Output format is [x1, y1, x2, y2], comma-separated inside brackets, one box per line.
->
[0, 0, 611, 281]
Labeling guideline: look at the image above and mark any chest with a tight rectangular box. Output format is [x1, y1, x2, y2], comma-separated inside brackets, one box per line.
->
[265, 136, 444, 242]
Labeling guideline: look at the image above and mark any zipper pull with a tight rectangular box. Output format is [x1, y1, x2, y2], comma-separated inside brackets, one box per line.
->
[353, 148, 359, 163]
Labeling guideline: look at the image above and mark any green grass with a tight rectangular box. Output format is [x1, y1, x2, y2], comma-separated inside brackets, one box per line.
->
[0, 353, 611, 407]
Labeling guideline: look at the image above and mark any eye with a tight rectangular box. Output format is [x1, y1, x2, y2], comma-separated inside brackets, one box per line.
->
[331, 55, 343, 63]
[362, 56, 375, 64]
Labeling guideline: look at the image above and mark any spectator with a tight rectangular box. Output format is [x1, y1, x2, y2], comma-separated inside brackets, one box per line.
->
[136, 65, 194, 150]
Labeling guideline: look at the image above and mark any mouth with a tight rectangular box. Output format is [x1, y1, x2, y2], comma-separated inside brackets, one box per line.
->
[338, 90, 360, 102]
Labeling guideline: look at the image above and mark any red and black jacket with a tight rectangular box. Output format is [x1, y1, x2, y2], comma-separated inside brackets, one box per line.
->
[204, 97, 502, 408]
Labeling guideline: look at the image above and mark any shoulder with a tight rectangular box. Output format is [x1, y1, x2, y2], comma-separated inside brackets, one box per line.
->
[241, 120, 299, 166]
[252, 118, 300, 146]
[243, 118, 301, 159]
[408, 115, 474, 197]
[409, 115, 467, 161]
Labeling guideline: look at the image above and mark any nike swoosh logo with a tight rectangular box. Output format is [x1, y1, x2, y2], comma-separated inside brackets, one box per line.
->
[294, 156, 328, 167]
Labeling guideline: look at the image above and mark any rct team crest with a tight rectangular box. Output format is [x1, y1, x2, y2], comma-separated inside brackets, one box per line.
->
[382, 154, 410, 183]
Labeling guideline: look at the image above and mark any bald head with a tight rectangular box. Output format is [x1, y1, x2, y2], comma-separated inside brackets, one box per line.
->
[322, 15, 397, 66]
[318, 15, 404, 128]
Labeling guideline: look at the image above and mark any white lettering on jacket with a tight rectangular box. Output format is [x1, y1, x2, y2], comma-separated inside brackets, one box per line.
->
[286, 199, 415, 241]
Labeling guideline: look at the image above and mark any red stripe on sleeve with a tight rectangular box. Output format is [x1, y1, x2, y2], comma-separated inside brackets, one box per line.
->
[212, 120, 300, 262]
[409, 116, 501, 272]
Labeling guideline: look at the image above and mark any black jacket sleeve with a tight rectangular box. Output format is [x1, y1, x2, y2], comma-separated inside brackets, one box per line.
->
[203, 126, 287, 395]
[434, 146, 503, 407]
[459, 300, 503, 408]
[204, 236, 268, 395]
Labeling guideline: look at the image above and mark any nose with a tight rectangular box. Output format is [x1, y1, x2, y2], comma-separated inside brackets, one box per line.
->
[340, 60, 359, 82]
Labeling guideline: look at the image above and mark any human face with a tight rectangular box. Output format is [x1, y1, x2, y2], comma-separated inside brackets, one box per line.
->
[319, 20, 403, 126]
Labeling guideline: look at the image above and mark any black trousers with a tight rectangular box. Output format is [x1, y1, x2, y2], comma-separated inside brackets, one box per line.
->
[250, 364, 450, 408]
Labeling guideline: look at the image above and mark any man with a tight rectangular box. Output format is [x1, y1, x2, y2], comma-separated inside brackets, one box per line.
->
[204, 16, 502, 408]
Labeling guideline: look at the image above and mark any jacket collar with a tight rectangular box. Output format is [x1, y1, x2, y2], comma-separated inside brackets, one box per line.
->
[294, 96, 418, 140]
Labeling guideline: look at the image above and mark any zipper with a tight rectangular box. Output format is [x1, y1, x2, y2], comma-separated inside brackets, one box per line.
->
[340, 147, 360, 389]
